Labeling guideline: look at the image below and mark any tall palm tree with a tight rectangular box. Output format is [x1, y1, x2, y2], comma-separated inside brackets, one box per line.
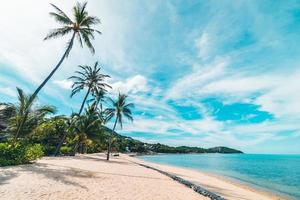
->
[32, 2, 101, 99]
[69, 61, 111, 115]
[55, 64, 109, 156]
[105, 93, 134, 160]
[0, 88, 56, 144]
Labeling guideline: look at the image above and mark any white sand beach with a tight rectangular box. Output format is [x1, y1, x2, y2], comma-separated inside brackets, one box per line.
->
[0, 154, 283, 200]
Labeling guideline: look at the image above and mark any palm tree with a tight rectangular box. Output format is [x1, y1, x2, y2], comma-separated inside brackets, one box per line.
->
[31, 2, 101, 99]
[72, 102, 102, 153]
[105, 93, 134, 160]
[88, 89, 106, 114]
[55, 63, 109, 156]
[0, 88, 56, 144]
[69, 61, 111, 115]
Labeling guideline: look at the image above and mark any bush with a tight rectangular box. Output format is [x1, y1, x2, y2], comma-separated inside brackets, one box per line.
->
[60, 146, 73, 155]
[24, 144, 44, 161]
[0, 142, 44, 166]
[42, 145, 56, 156]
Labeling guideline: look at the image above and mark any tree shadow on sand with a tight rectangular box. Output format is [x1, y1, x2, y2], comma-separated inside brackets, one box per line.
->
[15, 163, 94, 189]
[76, 155, 133, 165]
[0, 170, 19, 185]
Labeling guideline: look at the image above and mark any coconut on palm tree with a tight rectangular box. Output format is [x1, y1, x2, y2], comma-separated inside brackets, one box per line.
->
[69, 61, 111, 115]
[105, 93, 134, 161]
[32, 2, 101, 99]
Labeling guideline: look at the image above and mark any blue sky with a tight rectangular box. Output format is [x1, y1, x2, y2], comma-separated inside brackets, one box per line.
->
[1, 0, 300, 154]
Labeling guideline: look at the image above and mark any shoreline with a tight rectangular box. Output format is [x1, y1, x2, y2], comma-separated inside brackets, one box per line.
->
[128, 155, 287, 200]
[0, 153, 288, 200]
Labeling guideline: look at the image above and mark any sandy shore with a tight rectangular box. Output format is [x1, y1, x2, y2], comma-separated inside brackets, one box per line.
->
[129, 155, 284, 200]
[0, 153, 283, 200]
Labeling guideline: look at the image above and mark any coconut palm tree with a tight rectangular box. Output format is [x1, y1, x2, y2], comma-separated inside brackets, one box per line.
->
[31, 2, 101, 99]
[88, 89, 106, 114]
[55, 64, 109, 156]
[105, 93, 134, 160]
[72, 102, 102, 153]
[0, 88, 56, 144]
[69, 61, 111, 115]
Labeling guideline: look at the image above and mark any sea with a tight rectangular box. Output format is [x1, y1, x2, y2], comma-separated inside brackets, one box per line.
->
[139, 154, 300, 199]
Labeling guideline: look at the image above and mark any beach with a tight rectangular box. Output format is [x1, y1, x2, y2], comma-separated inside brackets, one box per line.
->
[0, 153, 282, 200]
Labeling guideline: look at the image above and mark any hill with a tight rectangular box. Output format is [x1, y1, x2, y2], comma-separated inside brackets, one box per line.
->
[104, 127, 243, 154]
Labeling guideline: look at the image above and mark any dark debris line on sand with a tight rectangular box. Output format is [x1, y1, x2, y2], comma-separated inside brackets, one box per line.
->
[136, 163, 226, 200]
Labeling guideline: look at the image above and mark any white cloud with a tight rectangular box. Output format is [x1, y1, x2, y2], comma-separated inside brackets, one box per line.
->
[195, 32, 212, 60]
[53, 79, 73, 90]
[110, 75, 149, 94]
[165, 57, 229, 99]
[0, 0, 140, 85]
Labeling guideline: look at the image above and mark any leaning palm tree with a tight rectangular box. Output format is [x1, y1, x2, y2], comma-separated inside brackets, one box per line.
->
[105, 93, 134, 160]
[31, 2, 101, 99]
[0, 88, 56, 144]
[69, 61, 111, 115]
[55, 64, 109, 156]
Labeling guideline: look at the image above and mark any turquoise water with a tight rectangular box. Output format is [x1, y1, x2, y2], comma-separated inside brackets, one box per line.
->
[139, 154, 300, 199]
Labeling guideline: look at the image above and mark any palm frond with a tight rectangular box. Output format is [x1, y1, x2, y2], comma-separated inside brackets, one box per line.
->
[44, 27, 72, 40]
[50, 3, 73, 24]
[80, 31, 95, 54]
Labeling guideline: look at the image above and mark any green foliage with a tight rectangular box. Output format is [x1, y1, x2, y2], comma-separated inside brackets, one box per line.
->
[42, 145, 56, 155]
[45, 2, 101, 55]
[0, 88, 56, 143]
[0, 142, 44, 166]
[60, 146, 73, 155]
[31, 117, 68, 147]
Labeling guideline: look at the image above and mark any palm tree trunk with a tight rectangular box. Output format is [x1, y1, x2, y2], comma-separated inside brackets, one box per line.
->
[107, 117, 118, 161]
[54, 133, 67, 156]
[12, 96, 36, 146]
[71, 88, 92, 155]
[31, 32, 76, 100]
[78, 87, 91, 115]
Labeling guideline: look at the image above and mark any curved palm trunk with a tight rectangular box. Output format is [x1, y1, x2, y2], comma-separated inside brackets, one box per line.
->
[54, 134, 67, 156]
[12, 99, 35, 145]
[40, 32, 76, 155]
[72, 88, 91, 154]
[78, 87, 91, 115]
[31, 32, 76, 100]
[107, 117, 118, 161]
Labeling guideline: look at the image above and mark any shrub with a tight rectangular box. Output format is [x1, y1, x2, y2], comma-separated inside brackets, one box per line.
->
[60, 146, 73, 155]
[42, 145, 56, 156]
[0, 142, 44, 166]
[24, 144, 44, 161]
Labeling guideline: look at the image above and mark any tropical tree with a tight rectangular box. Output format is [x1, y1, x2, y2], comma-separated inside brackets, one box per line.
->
[31, 115, 70, 154]
[31, 2, 101, 99]
[69, 61, 111, 115]
[72, 102, 103, 153]
[53, 113, 77, 155]
[0, 88, 56, 144]
[105, 93, 134, 160]
[88, 89, 106, 115]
